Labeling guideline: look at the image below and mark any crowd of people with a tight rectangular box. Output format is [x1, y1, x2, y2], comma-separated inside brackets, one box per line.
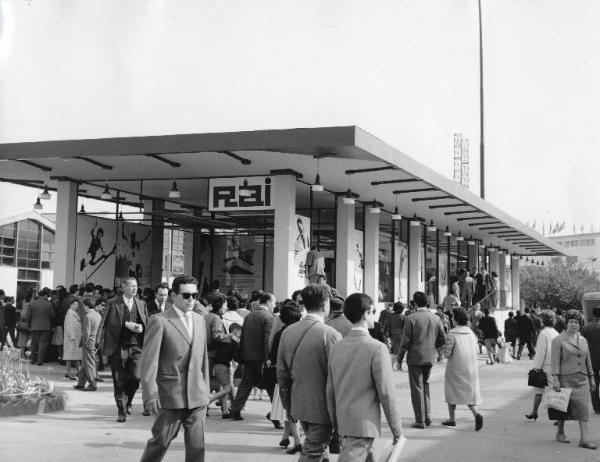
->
[1, 269, 599, 459]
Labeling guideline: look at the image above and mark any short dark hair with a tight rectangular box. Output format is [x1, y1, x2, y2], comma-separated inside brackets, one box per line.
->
[210, 280, 221, 290]
[82, 298, 95, 310]
[330, 296, 344, 312]
[291, 289, 303, 302]
[68, 284, 79, 295]
[453, 308, 468, 326]
[280, 300, 303, 325]
[229, 323, 242, 333]
[565, 309, 584, 326]
[301, 284, 330, 312]
[508, 311, 514, 318]
[84, 282, 95, 293]
[540, 310, 556, 327]
[212, 295, 226, 311]
[121, 277, 137, 286]
[412, 291, 427, 308]
[172, 276, 198, 294]
[226, 296, 239, 311]
[393, 302, 405, 314]
[258, 291, 275, 305]
[39, 287, 51, 297]
[155, 282, 170, 293]
[344, 293, 373, 323]
[482, 308, 490, 316]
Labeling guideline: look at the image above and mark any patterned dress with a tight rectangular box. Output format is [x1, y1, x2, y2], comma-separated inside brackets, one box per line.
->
[62, 309, 82, 361]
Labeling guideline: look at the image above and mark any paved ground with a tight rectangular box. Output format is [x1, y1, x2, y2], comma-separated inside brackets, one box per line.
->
[2, 357, 600, 462]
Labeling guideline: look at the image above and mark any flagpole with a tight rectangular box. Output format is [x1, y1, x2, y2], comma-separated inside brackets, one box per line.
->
[478, 0, 485, 199]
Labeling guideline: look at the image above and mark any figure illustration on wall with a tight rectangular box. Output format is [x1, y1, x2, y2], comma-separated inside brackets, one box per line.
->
[80, 221, 116, 272]
[294, 217, 309, 255]
[121, 224, 152, 258]
[223, 236, 255, 275]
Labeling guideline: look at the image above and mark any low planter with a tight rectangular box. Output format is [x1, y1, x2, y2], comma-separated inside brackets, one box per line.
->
[0, 391, 67, 417]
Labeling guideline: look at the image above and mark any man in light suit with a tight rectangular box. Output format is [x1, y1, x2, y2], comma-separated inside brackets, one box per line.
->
[98, 277, 148, 422]
[139, 275, 210, 462]
[401, 291, 446, 429]
[277, 284, 342, 462]
[147, 282, 172, 316]
[74, 298, 102, 391]
[327, 293, 403, 461]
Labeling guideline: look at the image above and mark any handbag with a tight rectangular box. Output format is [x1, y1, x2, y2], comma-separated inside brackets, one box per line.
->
[279, 321, 319, 411]
[258, 365, 277, 390]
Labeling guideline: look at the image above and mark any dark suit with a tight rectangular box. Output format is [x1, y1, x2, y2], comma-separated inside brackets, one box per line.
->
[140, 307, 210, 462]
[147, 300, 172, 316]
[401, 308, 446, 425]
[231, 306, 274, 413]
[582, 319, 600, 412]
[27, 297, 55, 365]
[98, 296, 148, 412]
[516, 314, 536, 359]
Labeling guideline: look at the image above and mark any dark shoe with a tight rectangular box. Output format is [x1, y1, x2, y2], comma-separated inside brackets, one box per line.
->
[475, 414, 483, 431]
[95, 376, 104, 383]
[221, 413, 231, 419]
[441, 420, 456, 427]
[411, 423, 426, 429]
[279, 438, 290, 448]
[272, 420, 284, 430]
[73, 384, 85, 390]
[143, 409, 151, 416]
[231, 411, 243, 421]
[525, 413, 538, 421]
[82, 385, 97, 391]
[126, 404, 132, 415]
[425, 420, 432, 427]
[286, 444, 302, 455]
[36, 363, 43, 366]
[579, 441, 597, 450]
[117, 411, 126, 423]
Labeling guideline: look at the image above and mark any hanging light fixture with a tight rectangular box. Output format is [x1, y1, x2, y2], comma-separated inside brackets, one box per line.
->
[443, 226, 452, 237]
[79, 204, 86, 214]
[467, 235, 475, 245]
[39, 185, 51, 200]
[391, 194, 402, 220]
[526, 257, 530, 262]
[168, 181, 181, 199]
[541, 260, 545, 266]
[478, 242, 485, 248]
[239, 178, 252, 198]
[33, 196, 43, 210]
[100, 184, 112, 200]
[369, 200, 381, 214]
[410, 214, 421, 227]
[489, 246, 496, 252]
[427, 220, 437, 232]
[342, 174, 356, 205]
[311, 158, 324, 192]
[456, 231, 464, 241]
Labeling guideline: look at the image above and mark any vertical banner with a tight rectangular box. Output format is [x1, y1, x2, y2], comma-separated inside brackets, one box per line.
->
[394, 242, 408, 304]
[351, 230, 364, 293]
[115, 221, 153, 288]
[293, 215, 311, 291]
[439, 252, 448, 299]
[378, 247, 392, 303]
[74, 215, 117, 288]
[213, 234, 263, 295]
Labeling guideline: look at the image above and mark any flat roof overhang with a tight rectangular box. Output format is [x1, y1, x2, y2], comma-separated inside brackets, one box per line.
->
[0, 126, 567, 257]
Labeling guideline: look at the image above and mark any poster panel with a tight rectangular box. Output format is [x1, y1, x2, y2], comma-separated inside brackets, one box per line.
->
[213, 234, 264, 295]
[293, 215, 311, 291]
[394, 242, 408, 304]
[352, 230, 364, 293]
[439, 250, 448, 300]
[74, 215, 117, 288]
[115, 221, 153, 288]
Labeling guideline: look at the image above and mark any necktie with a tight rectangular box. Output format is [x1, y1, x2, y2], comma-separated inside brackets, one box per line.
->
[185, 311, 193, 337]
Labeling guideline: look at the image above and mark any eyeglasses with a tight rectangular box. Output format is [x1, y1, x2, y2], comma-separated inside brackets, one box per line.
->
[179, 292, 199, 300]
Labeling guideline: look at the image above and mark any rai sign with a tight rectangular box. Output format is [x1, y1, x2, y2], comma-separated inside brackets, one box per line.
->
[208, 176, 274, 212]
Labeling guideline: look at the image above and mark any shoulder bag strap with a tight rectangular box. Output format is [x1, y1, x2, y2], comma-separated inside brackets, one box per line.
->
[288, 320, 319, 372]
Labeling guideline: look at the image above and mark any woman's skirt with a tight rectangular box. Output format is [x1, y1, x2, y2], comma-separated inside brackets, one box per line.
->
[559, 373, 590, 421]
[51, 326, 64, 346]
[270, 383, 286, 422]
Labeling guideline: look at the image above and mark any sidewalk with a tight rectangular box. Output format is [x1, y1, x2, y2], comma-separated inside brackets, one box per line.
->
[1, 357, 599, 462]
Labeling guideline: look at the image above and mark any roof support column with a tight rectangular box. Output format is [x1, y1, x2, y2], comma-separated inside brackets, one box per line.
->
[498, 251, 507, 309]
[53, 180, 78, 288]
[335, 197, 355, 298]
[364, 210, 379, 304]
[272, 175, 297, 301]
[408, 222, 422, 300]
[511, 256, 521, 313]
[143, 199, 165, 287]
[468, 242, 478, 274]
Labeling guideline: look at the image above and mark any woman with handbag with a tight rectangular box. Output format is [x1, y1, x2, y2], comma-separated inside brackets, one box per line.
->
[551, 310, 596, 449]
[525, 310, 558, 421]
[62, 297, 82, 380]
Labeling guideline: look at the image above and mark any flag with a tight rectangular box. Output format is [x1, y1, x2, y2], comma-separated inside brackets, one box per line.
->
[532, 219, 537, 230]
[559, 221, 566, 232]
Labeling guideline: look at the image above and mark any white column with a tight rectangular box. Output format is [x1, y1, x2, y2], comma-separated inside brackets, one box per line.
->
[468, 242, 478, 274]
[408, 222, 422, 300]
[511, 256, 521, 312]
[364, 210, 379, 303]
[335, 196, 355, 298]
[143, 199, 165, 286]
[53, 180, 78, 288]
[489, 249, 499, 276]
[498, 252, 507, 308]
[272, 175, 297, 301]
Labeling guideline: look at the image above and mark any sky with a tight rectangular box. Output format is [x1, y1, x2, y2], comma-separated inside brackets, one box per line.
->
[0, 0, 598, 235]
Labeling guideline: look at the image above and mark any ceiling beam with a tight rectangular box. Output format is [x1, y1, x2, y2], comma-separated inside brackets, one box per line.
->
[145, 154, 181, 168]
[218, 150, 252, 165]
[371, 178, 421, 186]
[429, 203, 469, 209]
[444, 210, 481, 216]
[393, 187, 437, 194]
[345, 166, 395, 175]
[412, 196, 453, 202]
[468, 221, 501, 226]
[15, 159, 52, 172]
[74, 156, 113, 170]
[456, 215, 492, 221]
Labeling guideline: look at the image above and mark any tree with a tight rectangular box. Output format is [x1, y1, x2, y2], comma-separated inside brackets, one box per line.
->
[520, 263, 600, 312]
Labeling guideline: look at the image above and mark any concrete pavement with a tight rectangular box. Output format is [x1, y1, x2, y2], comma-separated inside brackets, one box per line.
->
[1, 357, 600, 462]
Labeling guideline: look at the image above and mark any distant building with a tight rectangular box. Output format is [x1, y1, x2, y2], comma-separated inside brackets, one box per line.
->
[545, 232, 600, 272]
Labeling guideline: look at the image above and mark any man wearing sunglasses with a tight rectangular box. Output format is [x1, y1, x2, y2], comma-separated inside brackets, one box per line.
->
[140, 275, 210, 462]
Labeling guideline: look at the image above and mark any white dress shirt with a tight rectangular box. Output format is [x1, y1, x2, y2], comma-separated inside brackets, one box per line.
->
[173, 306, 194, 337]
[123, 296, 134, 311]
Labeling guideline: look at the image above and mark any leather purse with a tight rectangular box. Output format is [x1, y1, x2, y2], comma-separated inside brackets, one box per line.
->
[528, 368, 547, 388]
